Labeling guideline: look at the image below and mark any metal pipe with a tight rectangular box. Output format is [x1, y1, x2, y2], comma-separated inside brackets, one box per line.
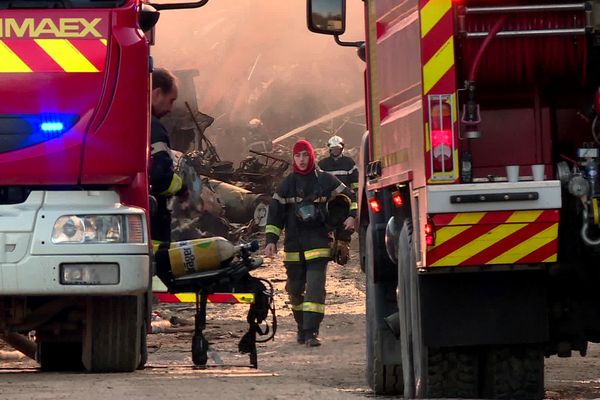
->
[148, 0, 209, 11]
[466, 28, 586, 39]
[1, 332, 37, 361]
[465, 4, 586, 14]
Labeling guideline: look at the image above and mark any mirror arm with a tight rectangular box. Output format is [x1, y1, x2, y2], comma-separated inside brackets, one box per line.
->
[148, 0, 209, 11]
[334, 35, 364, 48]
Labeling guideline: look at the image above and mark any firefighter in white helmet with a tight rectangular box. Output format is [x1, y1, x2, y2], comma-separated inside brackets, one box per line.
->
[317, 135, 358, 265]
[246, 118, 272, 153]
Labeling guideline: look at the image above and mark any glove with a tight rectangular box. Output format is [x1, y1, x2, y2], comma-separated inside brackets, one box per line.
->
[332, 240, 350, 265]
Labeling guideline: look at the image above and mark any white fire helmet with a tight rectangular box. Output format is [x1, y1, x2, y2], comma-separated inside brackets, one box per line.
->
[327, 135, 344, 149]
[248, 118, 263, 130]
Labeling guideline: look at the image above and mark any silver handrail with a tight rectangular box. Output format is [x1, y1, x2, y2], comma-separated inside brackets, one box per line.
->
[465, 28, 586, 38]
[464, 3, 587, 14]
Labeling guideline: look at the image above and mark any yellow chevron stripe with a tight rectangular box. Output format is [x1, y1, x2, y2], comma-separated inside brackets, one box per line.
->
[175, 293, 196, 302]
[450, 212, 485, 226]
[171, 293, 255, 303]
[420, 0, 451, 38]
[487, 224, 558, 264]
[232, 294, 255, 304]
[0, 40, 32, 72]
[100, 39, 107, 46]
[433, 225, 471, 247]
[423, 36, 454, 94]
[506, 210, 543, 223]
[543, 254, 557, 262]
[432, 223, 527, 266]
[35, 39, 98, 73]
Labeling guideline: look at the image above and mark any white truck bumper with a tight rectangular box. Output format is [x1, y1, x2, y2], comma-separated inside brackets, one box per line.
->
[0, 254, 149, 295]
[0, 190, 150, 296]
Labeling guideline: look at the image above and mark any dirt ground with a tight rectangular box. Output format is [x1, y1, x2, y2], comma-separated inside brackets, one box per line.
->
[1, 243, 600, 399]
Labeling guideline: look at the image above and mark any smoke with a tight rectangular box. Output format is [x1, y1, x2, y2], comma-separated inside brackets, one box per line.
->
[151, 0, 366, 155]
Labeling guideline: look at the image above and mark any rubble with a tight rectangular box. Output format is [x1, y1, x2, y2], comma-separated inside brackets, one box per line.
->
[160, 69, 363, 242]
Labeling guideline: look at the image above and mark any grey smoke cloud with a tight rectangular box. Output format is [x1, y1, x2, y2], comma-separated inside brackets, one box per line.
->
[152, 0, 366, 154]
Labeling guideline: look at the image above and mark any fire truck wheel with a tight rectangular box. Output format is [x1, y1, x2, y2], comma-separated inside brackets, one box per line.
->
[427, 347, 480, 398]
[365, 223, 403, 395]
[358, 218, 368, 273]
[137, 292, 150, 370]
[482, 345, 544, 400]
[397, 220, 479, 398]
[82, 295, 143, 373]
[397, 219, 417, 398]
[37, 341, 84, 371]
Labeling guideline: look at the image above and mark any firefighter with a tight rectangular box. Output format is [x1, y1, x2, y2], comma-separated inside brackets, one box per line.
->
[246, 118, 272, 153]
[150, 68, 188, 244]
[317, 135, 358, 265]
[264, 139, 357, 347]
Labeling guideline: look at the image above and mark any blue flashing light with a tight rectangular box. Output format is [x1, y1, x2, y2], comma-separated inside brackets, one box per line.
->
[40, 121, 65, 133]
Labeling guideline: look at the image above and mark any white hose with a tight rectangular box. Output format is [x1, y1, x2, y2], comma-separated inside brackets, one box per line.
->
[581, 208, 600, 246]
[592, 116, 600, 145]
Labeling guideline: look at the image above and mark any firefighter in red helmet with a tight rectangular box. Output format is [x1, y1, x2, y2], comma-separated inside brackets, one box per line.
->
[265, 139, 356, 347]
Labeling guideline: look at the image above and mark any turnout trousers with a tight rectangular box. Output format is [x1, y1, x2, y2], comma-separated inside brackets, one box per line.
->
[284, 258, 328, 335]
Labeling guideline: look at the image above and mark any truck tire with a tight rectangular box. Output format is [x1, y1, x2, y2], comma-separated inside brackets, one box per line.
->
[365, 223, 403, 395]
[397, 220, 478, 398]
[82, 295, 142, 372]
[428, 347, 479, 398]
[358, 216, 368, 273]
[482, 345, 544, 400]
[137, 288, 151, 370]
[38, 341, 84, 371]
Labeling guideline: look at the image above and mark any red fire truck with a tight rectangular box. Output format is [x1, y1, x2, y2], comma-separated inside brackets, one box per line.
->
[309, 0, 600, 398]
[0, 0, 207, 372]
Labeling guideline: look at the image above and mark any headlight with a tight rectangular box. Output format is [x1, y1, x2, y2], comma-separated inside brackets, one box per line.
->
[52, 215, 144, 244]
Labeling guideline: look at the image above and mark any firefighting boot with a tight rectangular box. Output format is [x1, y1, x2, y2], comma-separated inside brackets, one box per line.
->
[293, 310, 305, 344]
[296, 330, 305, 345]
[304, 331, 321, 347]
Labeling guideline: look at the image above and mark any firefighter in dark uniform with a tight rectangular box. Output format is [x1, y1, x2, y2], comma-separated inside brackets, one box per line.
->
[317, 135, 359, 265]
[149, 68, 187, 245]
[246, 118, 272, 153]
[264, 139, 357, 347]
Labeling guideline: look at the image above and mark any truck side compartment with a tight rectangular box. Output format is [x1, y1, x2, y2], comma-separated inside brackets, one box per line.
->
[357, 0, 600, 398]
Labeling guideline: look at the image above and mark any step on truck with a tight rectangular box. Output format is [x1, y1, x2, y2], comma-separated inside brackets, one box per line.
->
[0, 0, 208, 372]
[308, 0, 600, 398]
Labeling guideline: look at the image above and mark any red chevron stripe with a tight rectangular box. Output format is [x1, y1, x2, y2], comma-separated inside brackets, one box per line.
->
[69, 39, 107, 71]
[427, 223, 496, 264]
[208, 293, 238, 304]
[152, 293, 243, 304]
[460, 222, 554, 265]
[516, 239, 558, 264]
[153, 293, 181, 303]
[431, 213, 458, 226]
[421, 9, 453, 61]
[535, 210, 560, 222]
[427, 65, 456, 94]
[479, 211, 514, 224]
[2, 39, 61, 72]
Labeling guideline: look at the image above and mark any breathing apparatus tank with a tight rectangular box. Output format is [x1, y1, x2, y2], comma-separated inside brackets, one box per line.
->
[156, 237, 241, 278]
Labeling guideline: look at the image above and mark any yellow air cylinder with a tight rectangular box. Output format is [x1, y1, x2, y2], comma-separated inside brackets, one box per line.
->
[163, 237, 238, 278]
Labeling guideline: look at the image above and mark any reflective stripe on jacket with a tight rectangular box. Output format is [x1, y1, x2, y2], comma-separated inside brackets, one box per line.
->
[318, 155, 358, 191]
[265, 169, 357, 253]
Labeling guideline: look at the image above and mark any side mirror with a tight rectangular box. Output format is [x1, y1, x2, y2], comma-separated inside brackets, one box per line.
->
[307, 0, 346, 36]
[140, 3, 160, 33]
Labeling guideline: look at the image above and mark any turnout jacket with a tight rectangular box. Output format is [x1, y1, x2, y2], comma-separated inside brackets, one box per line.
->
[318, 155, 359, 191]
[265, 170, 358, 262]
[150, 116, 184, 242]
